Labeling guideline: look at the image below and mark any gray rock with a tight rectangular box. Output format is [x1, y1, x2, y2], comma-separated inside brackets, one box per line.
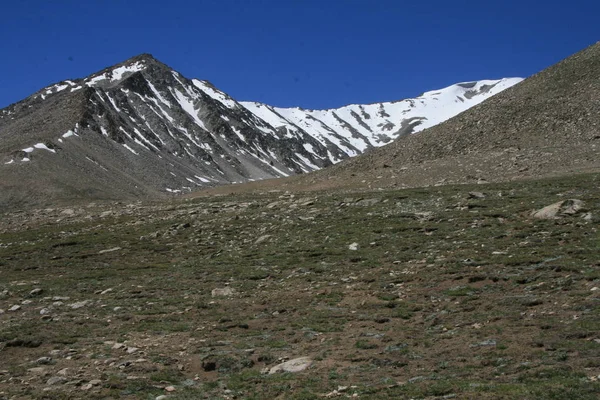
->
[29, 288, 43, 296]
[69, 300, 91, 309]
[468, 191, 486, 199]
[98, 247, 122, 254]
[471, 339, 497, 347]
[255, 234, 272, 244]
[46, 376, 67, 385]
[532, 199, 585, 219]
[28, 367, 47, 375]
[36, 357, 53, 365]
[268, 357, 313, 374]
[355, 198, 380, 207]
[211, 287, 235, 297]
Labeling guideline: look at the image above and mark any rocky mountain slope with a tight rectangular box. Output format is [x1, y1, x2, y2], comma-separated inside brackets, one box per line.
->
[278, 41, 600, 192]
[0, 54, 519, 208]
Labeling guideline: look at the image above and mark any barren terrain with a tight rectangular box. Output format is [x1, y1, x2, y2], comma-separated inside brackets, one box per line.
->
[1, 172, 599, 399]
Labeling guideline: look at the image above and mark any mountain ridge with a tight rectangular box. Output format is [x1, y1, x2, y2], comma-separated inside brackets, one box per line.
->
[0, 53, 521, 209]
[271, 41, 600, 192]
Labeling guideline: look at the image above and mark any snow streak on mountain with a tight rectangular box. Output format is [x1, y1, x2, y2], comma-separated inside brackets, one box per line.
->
[0, 54, 521, 202]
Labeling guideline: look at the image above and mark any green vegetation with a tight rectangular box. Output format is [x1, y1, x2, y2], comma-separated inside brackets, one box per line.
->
[0, 172, 599, 398]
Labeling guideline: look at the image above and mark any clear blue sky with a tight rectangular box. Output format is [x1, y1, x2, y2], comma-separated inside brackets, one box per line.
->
[1, 0, 598, 110]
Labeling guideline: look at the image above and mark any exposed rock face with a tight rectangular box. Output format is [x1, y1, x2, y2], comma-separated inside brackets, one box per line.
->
[0, 53, 519, 209]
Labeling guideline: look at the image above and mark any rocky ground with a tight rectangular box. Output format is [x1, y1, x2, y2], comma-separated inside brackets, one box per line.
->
[1, 172, 599, 399]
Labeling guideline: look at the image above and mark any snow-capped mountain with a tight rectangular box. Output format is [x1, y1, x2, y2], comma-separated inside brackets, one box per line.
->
[241, 78, 521, 158]
[0, 54, 521, 206]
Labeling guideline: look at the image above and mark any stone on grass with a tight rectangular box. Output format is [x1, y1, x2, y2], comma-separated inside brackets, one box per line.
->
[212, 287, 235, 297]
[255, 235, 272, 245]
[98, 247, 122, 254]
[468, 191, 486, 199]
[46, 376, 66, 385]
[268, 356, 312, 374]
[531, 199, 585, 219]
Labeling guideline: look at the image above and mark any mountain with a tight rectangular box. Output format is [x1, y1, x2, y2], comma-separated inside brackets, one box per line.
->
[0, 53, 520, 208]
[276, 41, 600, 192]
[240, 78, 520, 158]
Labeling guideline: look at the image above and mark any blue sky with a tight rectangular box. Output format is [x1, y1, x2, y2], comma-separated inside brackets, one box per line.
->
[1, 0, 598, 110]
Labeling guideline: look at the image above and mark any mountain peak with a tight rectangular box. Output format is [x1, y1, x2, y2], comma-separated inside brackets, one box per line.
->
[82, 53, 176, 88]
[0, 51, 524, 208]
[128, 53, 158, 63]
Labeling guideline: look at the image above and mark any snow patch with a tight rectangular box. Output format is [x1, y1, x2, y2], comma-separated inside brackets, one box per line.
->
[34, 143, 56, 153]
[123, 144, 139, 155]
[62, 130, 77, 138]
[192, 79, 237, 108]
[172, 89, 208, 130]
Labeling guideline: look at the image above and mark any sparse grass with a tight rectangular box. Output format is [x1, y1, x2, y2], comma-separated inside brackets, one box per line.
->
[0, 172, 599, 398]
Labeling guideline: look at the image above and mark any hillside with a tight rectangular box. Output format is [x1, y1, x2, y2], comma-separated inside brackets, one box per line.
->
[1, 172, 599, 398]
[272, 41, 600, 192]
[0, 54, 519, 209]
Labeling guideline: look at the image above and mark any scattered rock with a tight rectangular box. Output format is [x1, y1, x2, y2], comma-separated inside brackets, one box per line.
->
[98, 247, 122, 254]
[471, 339, 497, 347]
[165, 385, 176, 392]
[36, 357, 53, 365]
[268, 356, 313, 374]
[266, 201, 282, 209]
[212, 287, 235, 297]
[255, 235, 272, 245]
[27, 367, 47, 375]
[531, 199, 585, 219]
[355, 198, 380, 207]
[29, 288, 43, 296]
[468, 191, 486, 199]
[8, 305, 21, 312]
[348, 243, 359, 251]
[582, 212, 593, 221]
[46, 376, 67, 385]
[69, 300, 91, 309]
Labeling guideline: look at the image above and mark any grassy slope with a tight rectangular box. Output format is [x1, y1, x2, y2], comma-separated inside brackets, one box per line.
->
[1, 173, 599, 399]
